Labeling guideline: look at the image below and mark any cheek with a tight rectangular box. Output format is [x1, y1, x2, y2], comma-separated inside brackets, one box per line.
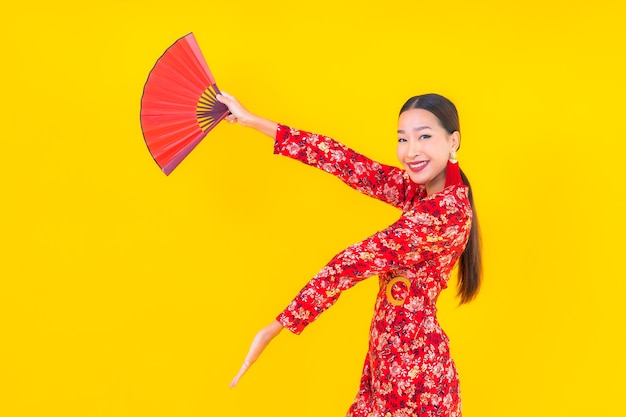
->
[427, 142, 449, 162]
[396, 145, 405, 163]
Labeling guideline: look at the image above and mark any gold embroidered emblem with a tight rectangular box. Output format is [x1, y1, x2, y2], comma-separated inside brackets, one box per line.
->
[385, 277, 411, 306]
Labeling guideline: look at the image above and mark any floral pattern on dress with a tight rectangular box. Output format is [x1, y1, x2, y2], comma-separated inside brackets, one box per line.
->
[273, 125, 472, 417]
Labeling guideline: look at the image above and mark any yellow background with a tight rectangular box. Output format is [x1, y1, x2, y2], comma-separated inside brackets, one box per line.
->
[1, 1, 624, 416]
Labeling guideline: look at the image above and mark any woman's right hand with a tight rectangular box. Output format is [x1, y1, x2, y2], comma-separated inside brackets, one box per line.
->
[216, 92, 279, 138]
[217, 91, 254, 126]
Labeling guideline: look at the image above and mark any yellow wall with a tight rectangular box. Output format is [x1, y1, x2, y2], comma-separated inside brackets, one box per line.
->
[1, 1, 624, 416]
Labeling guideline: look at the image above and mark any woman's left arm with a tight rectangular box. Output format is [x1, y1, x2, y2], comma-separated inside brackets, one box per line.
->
[277, 189, 472, 335]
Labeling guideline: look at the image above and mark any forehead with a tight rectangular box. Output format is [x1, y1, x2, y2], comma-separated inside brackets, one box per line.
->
[397, 108, 441, 129]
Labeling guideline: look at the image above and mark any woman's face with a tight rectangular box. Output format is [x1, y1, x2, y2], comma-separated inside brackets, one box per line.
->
[396, 108, 459, 194]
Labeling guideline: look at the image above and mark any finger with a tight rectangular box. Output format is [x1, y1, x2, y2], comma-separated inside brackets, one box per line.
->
[229, 372, 241, 388]
[216, 92, 234, 106]
[219, 90, 235, 100]
[229, 360, 251, 388]
[216, 93, 232, 108]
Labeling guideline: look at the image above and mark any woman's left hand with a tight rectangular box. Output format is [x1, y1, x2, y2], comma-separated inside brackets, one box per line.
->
[230, 320, 284, 388]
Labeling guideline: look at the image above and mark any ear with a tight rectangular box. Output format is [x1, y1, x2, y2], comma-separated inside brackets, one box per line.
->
[450, 131, 461, 152]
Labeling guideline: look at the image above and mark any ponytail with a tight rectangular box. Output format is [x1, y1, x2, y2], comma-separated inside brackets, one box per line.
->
[457, 169, 482, 304]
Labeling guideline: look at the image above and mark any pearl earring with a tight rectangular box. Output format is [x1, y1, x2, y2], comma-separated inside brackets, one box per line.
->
[449, 150, 458, 163]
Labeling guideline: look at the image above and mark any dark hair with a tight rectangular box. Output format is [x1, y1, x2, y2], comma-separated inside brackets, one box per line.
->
[400, 94, 482, 304]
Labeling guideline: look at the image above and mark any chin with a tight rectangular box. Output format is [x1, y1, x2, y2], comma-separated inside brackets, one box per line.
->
[407, 174, 427, 185]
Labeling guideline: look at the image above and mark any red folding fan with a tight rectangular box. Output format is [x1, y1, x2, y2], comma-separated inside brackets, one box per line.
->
[140, 33, 229, 175]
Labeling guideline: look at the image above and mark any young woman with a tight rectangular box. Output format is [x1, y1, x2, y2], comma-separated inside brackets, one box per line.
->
[218, 92, 481, 417]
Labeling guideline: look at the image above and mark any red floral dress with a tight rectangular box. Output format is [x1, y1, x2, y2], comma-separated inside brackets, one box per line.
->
[273, 125, 472, 417]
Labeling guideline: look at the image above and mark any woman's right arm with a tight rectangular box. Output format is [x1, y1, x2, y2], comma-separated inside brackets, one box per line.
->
[217, 93, 409, 209]
[273, 125, 408, 208]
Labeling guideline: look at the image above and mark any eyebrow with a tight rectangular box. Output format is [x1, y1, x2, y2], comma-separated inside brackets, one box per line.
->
[397, 126, 432, 134]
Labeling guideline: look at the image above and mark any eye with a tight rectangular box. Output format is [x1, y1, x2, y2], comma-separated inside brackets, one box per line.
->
[397, 137, 407, 143]
[419, 134, 431, 140]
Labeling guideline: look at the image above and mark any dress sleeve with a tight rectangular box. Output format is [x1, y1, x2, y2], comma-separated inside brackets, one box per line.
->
[274, 124, 410, 209]
[276, 187, 471, 334]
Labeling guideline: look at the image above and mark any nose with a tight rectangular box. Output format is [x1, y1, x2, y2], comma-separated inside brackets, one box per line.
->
[407, 137, 422, 159]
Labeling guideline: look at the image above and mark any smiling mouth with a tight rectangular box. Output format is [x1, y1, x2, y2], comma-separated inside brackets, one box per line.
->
[407, 160, 428, 173]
